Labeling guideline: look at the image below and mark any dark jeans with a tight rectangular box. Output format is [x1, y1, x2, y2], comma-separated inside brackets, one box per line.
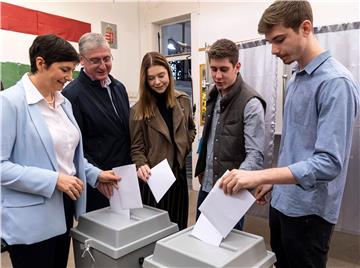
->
[270, 206, 334, 268]
[196, 189, 244, 230]
[8, 195, 74, 268]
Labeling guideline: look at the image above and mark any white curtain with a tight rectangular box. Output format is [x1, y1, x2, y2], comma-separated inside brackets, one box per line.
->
[238, 42, 278, 218]
[315, 22, 360, 234]
[239, 42, 278, 168]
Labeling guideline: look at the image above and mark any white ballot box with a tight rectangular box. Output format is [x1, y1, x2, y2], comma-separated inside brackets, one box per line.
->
[71, 205, 178, 268]
[144, 226, 276, 268]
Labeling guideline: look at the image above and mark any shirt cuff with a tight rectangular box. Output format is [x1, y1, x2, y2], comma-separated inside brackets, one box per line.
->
[288, 161, 317, 190]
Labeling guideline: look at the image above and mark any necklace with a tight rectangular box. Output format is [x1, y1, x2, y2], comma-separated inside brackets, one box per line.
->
[46, 94, 55, 107]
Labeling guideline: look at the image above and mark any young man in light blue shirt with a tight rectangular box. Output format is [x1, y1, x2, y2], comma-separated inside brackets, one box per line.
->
[220, 1, 359, 267]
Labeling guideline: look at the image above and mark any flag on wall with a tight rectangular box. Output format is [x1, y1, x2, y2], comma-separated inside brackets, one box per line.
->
[0, 2, 91, 42]
[0, 2, 91, 88]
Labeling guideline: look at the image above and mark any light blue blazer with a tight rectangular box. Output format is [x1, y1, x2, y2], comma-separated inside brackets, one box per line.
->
[0, 78, 101, 245]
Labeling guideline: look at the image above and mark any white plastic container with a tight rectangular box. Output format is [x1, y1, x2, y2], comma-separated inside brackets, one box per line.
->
[144, 227, 276, 268]
[71, 205, 178, 267]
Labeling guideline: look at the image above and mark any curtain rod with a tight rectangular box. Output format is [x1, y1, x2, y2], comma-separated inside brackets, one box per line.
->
[198, 21, 360, 52]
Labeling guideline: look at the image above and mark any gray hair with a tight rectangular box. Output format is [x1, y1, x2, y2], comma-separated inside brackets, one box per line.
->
[78, 33, 110, 55]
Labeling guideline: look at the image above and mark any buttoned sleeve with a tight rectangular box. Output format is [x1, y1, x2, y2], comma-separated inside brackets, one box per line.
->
[239, 97, 265, 171]
[289, 77, 359, 190]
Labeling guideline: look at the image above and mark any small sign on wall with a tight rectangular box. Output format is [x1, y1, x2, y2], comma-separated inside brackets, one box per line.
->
[101, 21, 117, 49]
[199, 64, 207, 126]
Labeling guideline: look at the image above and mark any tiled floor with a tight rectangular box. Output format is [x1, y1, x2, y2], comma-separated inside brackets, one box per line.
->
[2, 188, 359, 267]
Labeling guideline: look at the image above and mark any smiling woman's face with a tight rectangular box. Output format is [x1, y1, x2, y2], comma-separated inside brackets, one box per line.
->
[43, 61, 77, 92]
[147, 65, 170, 94]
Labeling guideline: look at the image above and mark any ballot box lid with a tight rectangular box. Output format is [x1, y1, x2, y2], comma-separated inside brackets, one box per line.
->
[71, 205, 178, 259]
[144, 226, 276, 268]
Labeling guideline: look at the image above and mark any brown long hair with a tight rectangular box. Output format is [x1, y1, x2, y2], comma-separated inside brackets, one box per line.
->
[134, 52, 176, 120]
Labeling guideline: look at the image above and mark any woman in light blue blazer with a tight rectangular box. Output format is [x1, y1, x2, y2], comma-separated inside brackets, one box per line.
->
[0, 34, 119, 268]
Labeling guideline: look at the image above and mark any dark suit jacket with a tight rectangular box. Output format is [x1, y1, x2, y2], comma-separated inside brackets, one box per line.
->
[63, 70, 131, 170]
[63, 70, 132, 211]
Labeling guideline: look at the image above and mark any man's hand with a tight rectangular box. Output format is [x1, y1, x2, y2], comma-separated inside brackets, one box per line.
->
[219, 169, 261, 195]
[137, 164, 151, 182]
[56, 173, 84, 200]
[97, 182, 117, 199]
[255, 184, 273, 205]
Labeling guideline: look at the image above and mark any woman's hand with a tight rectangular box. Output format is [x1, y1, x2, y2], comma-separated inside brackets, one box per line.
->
[56, 173, 84, 200]
[137, 164, 151, 182]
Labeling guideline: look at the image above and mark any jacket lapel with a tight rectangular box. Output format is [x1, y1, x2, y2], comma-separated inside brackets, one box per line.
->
[148, 107, 172, 143]
[61, 99, 81, 133]
[61, 100, 82, 174]
[27, 104, 59, 171]
[172, 99, 185, 134]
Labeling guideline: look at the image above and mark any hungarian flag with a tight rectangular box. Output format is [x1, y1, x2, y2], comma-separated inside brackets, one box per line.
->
[0, 2, 91, 89]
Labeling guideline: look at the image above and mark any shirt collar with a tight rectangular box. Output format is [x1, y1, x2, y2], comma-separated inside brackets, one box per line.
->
[23, 73, 44, 105]
[23, 73, 65, 106]
[83, 68, 111, 88]
[101, 76, 112, 88]
[296, 50, 331, 75]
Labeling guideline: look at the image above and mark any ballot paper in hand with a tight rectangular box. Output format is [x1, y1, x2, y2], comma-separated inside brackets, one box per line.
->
[199, 170, 256, 238]
[191, 214, 223, 246]
[111, 164, 143, 212]
[147, 159, 176, 203]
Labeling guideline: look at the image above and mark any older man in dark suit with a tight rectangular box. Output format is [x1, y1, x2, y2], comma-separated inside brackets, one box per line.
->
[63, 33, 132, 212]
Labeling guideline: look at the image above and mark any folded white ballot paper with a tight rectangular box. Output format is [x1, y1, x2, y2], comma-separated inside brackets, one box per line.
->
[191, 214, 223, 246]
[110, 164, 143, 214]
[147, 159, 176, 203]
[199, 170, 256, 238]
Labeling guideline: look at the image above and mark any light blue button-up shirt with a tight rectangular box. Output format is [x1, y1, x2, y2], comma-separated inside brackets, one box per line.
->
[271, 51, 359, 224]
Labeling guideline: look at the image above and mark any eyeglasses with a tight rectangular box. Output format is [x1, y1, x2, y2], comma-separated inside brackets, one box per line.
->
[81, 55, 113, 65]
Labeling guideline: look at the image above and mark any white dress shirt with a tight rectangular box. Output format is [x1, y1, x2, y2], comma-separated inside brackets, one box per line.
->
[24, 74, 80, 176]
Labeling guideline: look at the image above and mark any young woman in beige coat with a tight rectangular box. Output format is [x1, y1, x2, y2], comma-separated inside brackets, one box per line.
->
[130, 52, 196, 230]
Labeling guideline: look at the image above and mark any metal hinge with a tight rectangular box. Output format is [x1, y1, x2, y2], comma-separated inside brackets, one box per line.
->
[80, 239, 96, 262]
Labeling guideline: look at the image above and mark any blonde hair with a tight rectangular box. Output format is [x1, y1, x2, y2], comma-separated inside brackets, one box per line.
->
[134, 52, 176, 120]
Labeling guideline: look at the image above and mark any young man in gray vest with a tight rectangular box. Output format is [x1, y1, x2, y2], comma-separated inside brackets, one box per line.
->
[195, 38, 266, 230]
[220, 1, 359, 267]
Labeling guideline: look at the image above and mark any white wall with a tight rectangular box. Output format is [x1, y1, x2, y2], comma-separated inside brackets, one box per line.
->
[0, 0, 141, 97]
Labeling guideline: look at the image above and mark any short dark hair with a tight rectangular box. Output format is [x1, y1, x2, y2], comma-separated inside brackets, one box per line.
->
[208, 39, 239, 66]
[29, 34, 79, 74]
[258, 0, 313, 34]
